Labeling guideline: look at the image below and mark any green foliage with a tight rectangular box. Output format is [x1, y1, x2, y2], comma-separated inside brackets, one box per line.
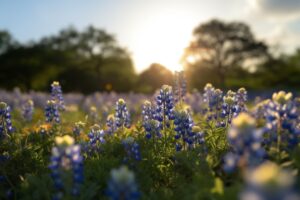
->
[137, 63, 173, 93]
[182, 19, 269, 89]
[2, 20, 300, 93]
[0, 106, 299, 199]
[0, 26, 136, 93]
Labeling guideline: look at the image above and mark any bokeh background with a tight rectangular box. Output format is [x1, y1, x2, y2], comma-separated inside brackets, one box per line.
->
[0, 0, 300, 93]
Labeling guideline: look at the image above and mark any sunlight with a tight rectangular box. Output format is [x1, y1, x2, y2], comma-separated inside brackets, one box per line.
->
[130, 10, 198, 72]
[186, 55, 197, 64]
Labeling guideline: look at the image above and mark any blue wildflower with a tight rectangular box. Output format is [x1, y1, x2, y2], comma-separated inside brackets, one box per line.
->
[235, 87, 247, 114]
[203, 83, 223, 122]
[224, 113, 265, 173]
[106, 114, 117, 135]
[106, 166, 139, 200]
[49, 135, 84, 199]
[87, 124, 106, 154]
[73, 121, 85, 137]
[203, 83, 223, 111]
[223, 152, 239, 173]
[174, 70, 187, 103]
[115, 99, 131, 129]
[155, 85, 174, 130]
[221, 90, 237, 125]
[0, 102, 13, 137]
[264, 91, 299, 150]
[192, 126, 207, 154]
[45, 100, 60, 124]
[174, 109, 194, 151]
[142, 101, 161, 139]
[51, 81, 65, 111]
[122, 137, 142, 163]
[186, 89, 205, 113]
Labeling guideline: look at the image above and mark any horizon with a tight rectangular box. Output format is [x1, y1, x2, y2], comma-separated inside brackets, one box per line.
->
[1, 0, 300, 72]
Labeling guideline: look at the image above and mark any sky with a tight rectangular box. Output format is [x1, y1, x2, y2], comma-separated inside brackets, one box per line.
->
[1, 0, 300, 72]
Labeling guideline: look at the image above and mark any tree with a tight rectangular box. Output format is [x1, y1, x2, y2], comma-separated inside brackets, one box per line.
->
[0, 31, 17, 55]
[254, 49, 300, 90]
[137, 63, 173, 93]
[0, 44, 75, 90]
[0, 26, 136, 93]
[41, 26, 136, 92]
[182, 19, 269, 88]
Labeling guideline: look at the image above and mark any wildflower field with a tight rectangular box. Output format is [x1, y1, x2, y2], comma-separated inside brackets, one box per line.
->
[0, 72, 300, 200]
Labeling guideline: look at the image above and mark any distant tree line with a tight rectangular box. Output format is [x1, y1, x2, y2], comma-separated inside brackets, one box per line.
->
[181, 19, 300, 92]
[0, 20, 300, 93]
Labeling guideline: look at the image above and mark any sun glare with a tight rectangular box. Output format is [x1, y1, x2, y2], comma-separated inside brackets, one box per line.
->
[130, 10, 198, 73]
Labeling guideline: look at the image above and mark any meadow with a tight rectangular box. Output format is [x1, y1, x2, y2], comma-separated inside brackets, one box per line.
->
[0, 72, 299, 200]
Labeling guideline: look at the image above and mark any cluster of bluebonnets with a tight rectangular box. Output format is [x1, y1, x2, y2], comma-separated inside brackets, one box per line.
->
[0, 102, 13, 137]
[122, 137, 142, 164]
[49, 135, 84, 200]
[87, 124, 106, 154]
[106, 166, 139, 200]
[0, 71, 299, 200]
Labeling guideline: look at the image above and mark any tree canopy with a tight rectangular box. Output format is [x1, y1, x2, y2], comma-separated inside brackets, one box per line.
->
[1, 20, 300, 93]
[0, 26, 136, 93]
[137, 63, 173, 93]
[182, 19, 269, 89]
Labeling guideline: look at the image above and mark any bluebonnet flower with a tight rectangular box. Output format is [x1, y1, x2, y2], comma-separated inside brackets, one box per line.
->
[240, 162, 300, 200]
[73, 121, 85, 136]
[223, 152, 239, 173]
[106, 114, 117, 135]
[186, 89, 205, 114]
[155, 85, 174, 130]
[51, 81, 65, 111]
[203, 83, 215, 104]
[221, 90, 237, 126]
[115, 99, 131, 129]
[203, 84, 223, 123]
[0, 102, 13, 136]
[264, 91, 300, 150]
[174, 71, 187, 103]
[45, 100, 60, 124]
[224, 113, 265, 173]
[219, 88, 248, 127]
[192, 126, 207, 154]
[142, 101, 161, 139]
[87, 124, 106, 154]
[174, 109, 194, 151]
[203, 83, 223, 111]
[21, 99, 34, 121]
[122, 137, 142, 163]
[253, 99, 270, 120]
[142, 101, 155, 120]
[106, 166, 139, 200]
[235, 87, 248, 114]
[49, 135, 84, 199]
